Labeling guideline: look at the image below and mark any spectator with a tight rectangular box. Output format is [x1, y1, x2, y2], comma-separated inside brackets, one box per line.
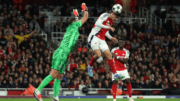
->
[132, 79, 142, 88]
[93, 4, 99, 16]
[146, 26, 152, 34]
[92, 75, 99, 87]
[131, 39, 140, 50]
[18, 76, 24, 88]
[61, 80, 67, 88]
[169, 77, 179, 88]
[169, 6, 177, 12]
[169, 13, 175, 18]
[155, 5, 161, 17]
[69, 80, 78, 89]
[67, 59, 78, 72]
[12, 29, 36, 46]
[8, 76, 16, 88]
[19, 37, 30, 51]
[78, 60, 87, 71]
[0, 80, 8, 88]
[129, 0, 138, 13]
[152, 80, 161, 88]
[29, 19, 40, 33]
[97, 82, 102, 88]
[117, 25, 127, 37]
[174, 25, 180, 37]
[143, 80, 151, 88]
[4, 31, 12, 41]
[103, 79, 111, 88]
[4, 25, 14, 35]
[16, 26, 24, 35]
[162, 79, 169, 89]
[79, 80, 86, 91]
[86, 80, 94, 88]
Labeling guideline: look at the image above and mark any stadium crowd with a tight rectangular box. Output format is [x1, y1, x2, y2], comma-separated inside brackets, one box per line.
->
[0, 1, 180, 96]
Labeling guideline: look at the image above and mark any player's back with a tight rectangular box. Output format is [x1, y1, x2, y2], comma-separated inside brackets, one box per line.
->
[111, 47, 130, 71]
[89, 13, 114, 40]
[59, 20, 82, 49]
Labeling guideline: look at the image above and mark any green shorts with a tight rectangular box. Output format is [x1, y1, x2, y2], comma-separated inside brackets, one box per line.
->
[51, 47, 70, 74]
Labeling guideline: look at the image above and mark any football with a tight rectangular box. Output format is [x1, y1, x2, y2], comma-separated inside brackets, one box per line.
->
[112, 4, 122, 14]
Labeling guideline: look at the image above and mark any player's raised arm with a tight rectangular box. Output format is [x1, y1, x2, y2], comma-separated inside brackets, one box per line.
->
[80, 11, 88, 25]
[95, 13, 115, 32]
[95, 13, 109, 29]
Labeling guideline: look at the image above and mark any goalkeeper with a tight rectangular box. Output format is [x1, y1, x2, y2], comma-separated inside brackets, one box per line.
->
[33, 4, 88, 101]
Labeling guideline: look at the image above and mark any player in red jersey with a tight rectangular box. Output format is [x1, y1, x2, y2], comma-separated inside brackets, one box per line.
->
[111, 38, 134, 101]
[88, 4, 123, 77]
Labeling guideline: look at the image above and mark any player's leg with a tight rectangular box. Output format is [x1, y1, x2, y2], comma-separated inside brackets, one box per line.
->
[33, 69, 58, 101]
[99, 40, 117, 74]
[103, 49, 117, 73]
[33, 50, 62, 101]
[88, 36, 102, 66]
[88, 36, 102, 77]
[53, 73, 63, 101]
[122, 70, 133, 101]
[53, 62, 66, 101]
[111, 71, 119, 101]
[89, 49, 101, 66]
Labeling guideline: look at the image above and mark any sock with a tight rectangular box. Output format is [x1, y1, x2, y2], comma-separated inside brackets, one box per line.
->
[54, 97, 59, 100]
[54, 78, 61, 97]
[127, 83, 132, 98]
[108, 59, 117, 74]
[37, 75, 54, 91]
[112, 84, 117, 100]
[89, 56, 97, 66]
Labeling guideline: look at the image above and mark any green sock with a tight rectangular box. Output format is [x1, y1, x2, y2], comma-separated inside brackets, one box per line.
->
[37, 75, 54, 91]
[54, 78, 61, 97]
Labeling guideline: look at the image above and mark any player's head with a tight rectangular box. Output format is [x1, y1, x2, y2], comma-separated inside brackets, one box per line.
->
[118, 38, 125, 48]
[178, 34, 180, 43]
[110, 12, 121, 21]
[68, 17, 78, 25]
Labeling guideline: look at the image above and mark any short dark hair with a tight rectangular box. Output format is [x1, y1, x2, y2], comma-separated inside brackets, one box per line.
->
[68, 18, 76, 26]
[113, 12, 121, 17]
[119, 38, 125, 41]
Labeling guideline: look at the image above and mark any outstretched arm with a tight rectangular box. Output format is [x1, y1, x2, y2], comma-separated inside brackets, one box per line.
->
[29, 29, 37, 36]
[80, 11, 88, 25]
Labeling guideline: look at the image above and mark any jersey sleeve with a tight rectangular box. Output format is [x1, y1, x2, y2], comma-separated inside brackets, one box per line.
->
[105, 31, 112, 40]
[74, 20, 82, 28]
[95, 13, 109, 29]
[124, 50, 130, 59]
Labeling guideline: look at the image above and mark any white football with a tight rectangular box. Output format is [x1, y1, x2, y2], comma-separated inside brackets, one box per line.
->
[112, 4, 122, 14]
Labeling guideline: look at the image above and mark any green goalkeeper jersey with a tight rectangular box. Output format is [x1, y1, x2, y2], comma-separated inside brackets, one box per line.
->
[51, 20, 82, 73]
[59, 20, 82, 50]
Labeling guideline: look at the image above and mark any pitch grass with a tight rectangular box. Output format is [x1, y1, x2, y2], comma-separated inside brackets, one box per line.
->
[0, 98, 180, 101]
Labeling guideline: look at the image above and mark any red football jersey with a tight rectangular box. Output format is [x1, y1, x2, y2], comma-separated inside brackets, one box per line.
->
[91, 13, 114, 40]
[111, 47, 130, 71]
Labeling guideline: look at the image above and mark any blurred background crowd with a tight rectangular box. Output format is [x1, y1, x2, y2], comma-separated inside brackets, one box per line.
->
[0, 0, 179, 95]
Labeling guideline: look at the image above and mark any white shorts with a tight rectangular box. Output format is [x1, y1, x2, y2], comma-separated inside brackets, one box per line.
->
[88, 35, 109, 52]
[112, 69, 130, 81]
